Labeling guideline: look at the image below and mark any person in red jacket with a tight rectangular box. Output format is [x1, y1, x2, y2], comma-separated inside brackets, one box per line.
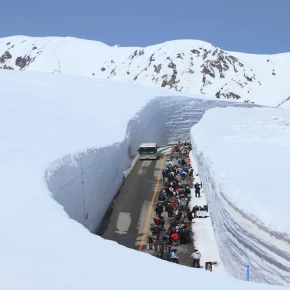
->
[171, 232, 179, 246]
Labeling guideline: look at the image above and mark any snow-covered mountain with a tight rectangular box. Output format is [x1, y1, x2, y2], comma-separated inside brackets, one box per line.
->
[1, 35, 290, 107]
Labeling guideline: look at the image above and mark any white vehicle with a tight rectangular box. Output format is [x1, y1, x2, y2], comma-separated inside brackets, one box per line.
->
[196, 210, 209, 218]
[138, 143, 157, 160]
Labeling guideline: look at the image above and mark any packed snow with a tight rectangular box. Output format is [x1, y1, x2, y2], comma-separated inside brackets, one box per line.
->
[191, 107, 290, 286]
[0, 69, 284, 289]
[1, 35, 290, 106]
[189, 151, 226, 275]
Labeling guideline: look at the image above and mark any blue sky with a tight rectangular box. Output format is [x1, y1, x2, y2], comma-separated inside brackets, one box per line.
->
[0, 0, 289, 54]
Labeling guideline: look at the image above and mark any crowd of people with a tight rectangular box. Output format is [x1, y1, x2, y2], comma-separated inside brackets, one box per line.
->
[146, 141, 205, 268]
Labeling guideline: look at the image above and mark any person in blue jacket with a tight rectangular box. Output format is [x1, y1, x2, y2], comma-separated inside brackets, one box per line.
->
[162, 170, 166, 179]
[170, 249, 179, 264]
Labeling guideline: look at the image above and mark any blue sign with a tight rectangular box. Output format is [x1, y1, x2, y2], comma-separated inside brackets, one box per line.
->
[246, 265, 250, 281]
[85, 213, 89, 221]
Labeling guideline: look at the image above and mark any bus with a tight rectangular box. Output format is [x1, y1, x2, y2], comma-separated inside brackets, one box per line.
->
[138, 143, 158, 160]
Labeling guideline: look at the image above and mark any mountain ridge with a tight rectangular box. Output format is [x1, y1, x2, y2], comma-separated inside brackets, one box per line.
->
[1, 35, 289, 107]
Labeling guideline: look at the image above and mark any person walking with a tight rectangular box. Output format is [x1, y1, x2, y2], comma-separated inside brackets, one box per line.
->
[166, 244, 173, 260]
[192, 205, 198, 218]
[186, 208, 193, 223]
[179, 229, 186, 245]
[179, 198, 187, 211]
[155, 204, 163, 218]
[162, 170, 166, 180]
[147, 235, 154, 250]
[185, 186, 191, 196]
[171, 232, 179, 246]
[188, 167, 194, 177]
[156, 243, 164, 259]
[167, 202, 174, 217]
[184, 227, 191, 243]
[194, 183, 201, 198]
[171, 249, 179, 264]
[172, 199, 178, 211]
[181, 179, 187, 189]
[191, 250, 201, 268]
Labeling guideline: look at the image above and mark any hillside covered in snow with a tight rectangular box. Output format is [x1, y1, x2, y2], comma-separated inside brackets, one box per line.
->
[0, 35, 290, 107]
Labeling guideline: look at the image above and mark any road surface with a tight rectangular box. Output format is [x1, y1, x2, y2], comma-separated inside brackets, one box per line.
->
[96, 149, 194, 266]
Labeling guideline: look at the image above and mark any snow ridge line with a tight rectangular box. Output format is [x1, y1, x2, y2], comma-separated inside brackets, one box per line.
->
[2, 36, 290, 106]
[276, 96, 290, 108]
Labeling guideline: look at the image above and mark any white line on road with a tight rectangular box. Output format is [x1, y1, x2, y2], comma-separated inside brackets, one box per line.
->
[138, 160, 152, 174]
[115, 212, 131, 234]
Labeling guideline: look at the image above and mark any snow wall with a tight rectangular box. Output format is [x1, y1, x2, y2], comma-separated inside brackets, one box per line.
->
[46, 96, 252, 233]
[191, 115, 290, 287]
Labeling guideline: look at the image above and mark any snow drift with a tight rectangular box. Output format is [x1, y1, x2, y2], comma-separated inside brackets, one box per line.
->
[1, 35, 290, 107]
[1, 69, 282, 290]
[191, 107, 290, 286]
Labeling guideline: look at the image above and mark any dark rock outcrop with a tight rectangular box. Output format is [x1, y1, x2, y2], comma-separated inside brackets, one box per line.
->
[15, 55, 35, 69]
[149, 54, 155, 66]
[0, 51, 12, 63]
[154, 64, 162, 73]
[161, 74, 180, 89]
[201, 65, 215, 78]
[216, 91, 241, 100]
[190, 49, 200, 56]
[168, 62, 176, 69]
[3, 65, 14, 70]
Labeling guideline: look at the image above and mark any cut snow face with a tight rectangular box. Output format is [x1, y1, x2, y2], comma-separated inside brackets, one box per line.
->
[0, 69, 281, 290]
[45, 78, 255, 233]
[1, 36, 290, 107]
[191, 107, 290, 286]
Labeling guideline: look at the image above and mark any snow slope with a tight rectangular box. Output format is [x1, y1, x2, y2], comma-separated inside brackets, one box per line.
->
[191, 107, 290, 286]
[0, 69, 282, 290]
[1, 35, 290, 107]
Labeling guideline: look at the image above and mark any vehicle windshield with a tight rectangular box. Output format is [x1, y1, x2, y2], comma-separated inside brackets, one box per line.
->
[139, 147, 157, 155]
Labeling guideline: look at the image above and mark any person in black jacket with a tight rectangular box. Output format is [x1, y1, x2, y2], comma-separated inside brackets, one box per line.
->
[155, 204, 163, 218]
[185, 186, 191, 196]
[194, 183, 201, 198]
[167, 203, 174, 217]
[186, 208, 193, 223]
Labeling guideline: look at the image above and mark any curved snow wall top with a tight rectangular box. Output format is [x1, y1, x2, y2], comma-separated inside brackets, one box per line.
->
[191, 114, 290, 287]
[46, 96, 254, 233]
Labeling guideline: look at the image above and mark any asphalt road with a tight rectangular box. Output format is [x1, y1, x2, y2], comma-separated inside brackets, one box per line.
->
[96, 149, 194, 266]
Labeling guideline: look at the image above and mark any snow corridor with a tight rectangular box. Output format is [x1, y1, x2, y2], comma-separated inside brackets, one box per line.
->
[44, 97, 289, 286]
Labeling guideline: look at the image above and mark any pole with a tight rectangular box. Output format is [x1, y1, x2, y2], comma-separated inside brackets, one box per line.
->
[246, 265, 250, 281]
[80, 157, 86, 222]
